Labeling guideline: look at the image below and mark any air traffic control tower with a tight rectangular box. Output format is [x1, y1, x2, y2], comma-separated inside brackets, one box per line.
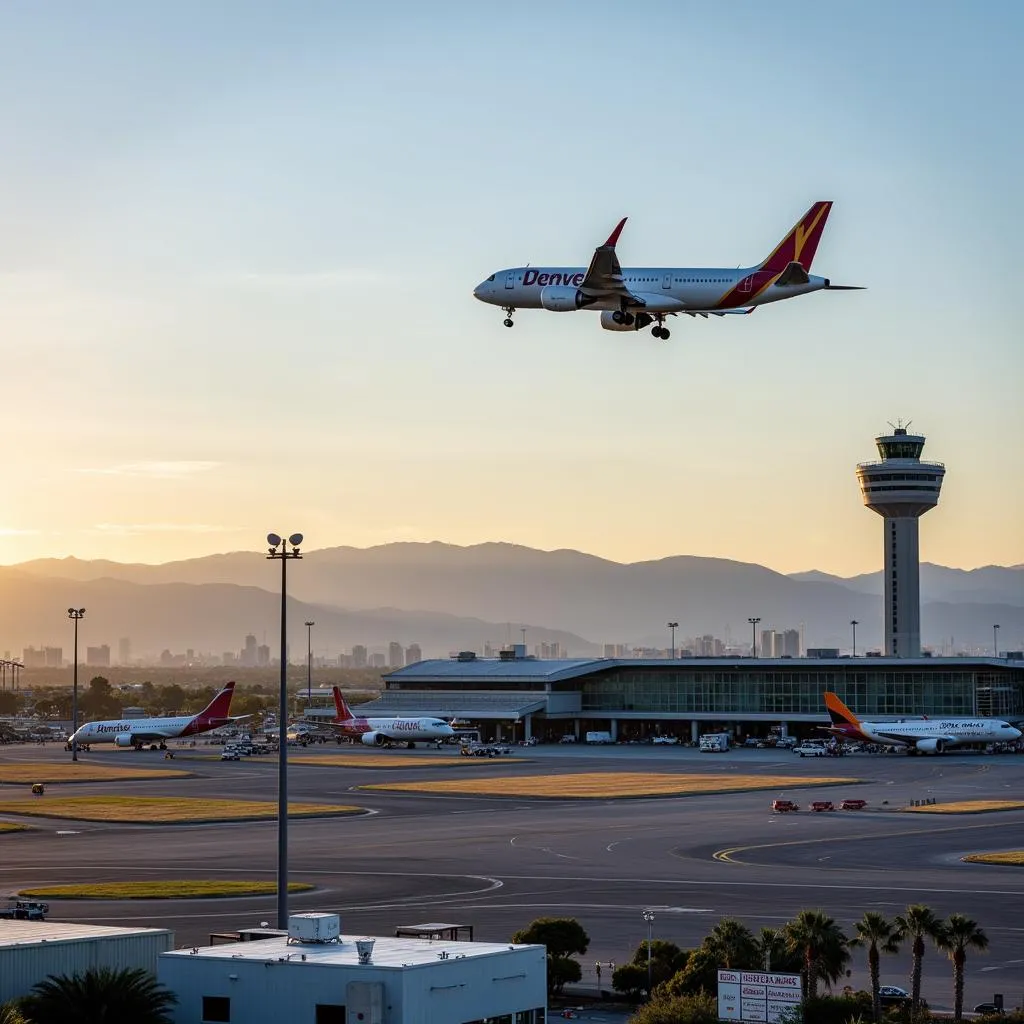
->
[856, 425, 945, 657]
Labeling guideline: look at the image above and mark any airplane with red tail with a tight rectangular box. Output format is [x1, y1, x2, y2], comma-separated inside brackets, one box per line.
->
[67, 682, 247, 751]
[473, 202, 862, 339]
[328, 687, 455, 748]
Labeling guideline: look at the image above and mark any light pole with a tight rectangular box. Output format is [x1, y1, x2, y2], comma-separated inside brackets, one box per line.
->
[667, 622, 678, 660]
[993, 624, 1000, 659]
[642, 909, 655, 997]
[67, 608, 85, 761]
[0, 660, 7, 691]
[850, 619, 859, 658]
[11, 660, 21, 693]
[267, 532, 303, 930]
[748, 617, 761, 658]
[305, 621, 315, 699]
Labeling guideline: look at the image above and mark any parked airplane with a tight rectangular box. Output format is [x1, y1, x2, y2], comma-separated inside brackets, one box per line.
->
[328, 687, 455, 747]
[823, 692, 1021, 754]
[68, 682, 244, 751]
[473, 202, 862, 339]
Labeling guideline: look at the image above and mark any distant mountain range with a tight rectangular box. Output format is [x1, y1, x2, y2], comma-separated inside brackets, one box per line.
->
[4, 544, 1022, 659]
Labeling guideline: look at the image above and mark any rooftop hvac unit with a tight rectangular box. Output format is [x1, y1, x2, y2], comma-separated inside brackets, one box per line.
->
[355, 938, 376, 964]
[456, 651, 477, 662]
[288, 913, 341, 944]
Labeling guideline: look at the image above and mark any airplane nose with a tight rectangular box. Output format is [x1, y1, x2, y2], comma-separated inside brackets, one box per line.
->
[473, 283, 484, 300]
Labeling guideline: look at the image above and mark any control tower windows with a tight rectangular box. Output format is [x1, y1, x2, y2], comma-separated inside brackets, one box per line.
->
[876, 439, 924, 460]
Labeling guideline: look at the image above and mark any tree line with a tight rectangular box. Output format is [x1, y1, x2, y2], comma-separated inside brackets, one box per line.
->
[516, 904, 1009, 1023]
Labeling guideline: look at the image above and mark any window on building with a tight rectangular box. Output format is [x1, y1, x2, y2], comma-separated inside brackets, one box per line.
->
[202, 996, 230, 1023]
[316, 1005, 347, 1024]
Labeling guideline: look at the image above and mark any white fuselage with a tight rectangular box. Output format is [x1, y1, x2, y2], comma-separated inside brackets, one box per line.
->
[335, 716, 455, 744]
[858, 717, 1020, 751]
[71, 715, 197, 746]
[474, 265, 827, 313]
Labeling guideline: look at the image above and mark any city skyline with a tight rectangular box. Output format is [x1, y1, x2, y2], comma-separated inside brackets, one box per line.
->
[0, 3, 1021, 575]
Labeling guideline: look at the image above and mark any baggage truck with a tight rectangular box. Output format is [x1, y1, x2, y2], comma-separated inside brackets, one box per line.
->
[699, 733, 729, 753]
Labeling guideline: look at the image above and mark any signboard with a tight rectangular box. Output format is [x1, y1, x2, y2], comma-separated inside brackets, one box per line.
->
[718, 970, 802, 1023]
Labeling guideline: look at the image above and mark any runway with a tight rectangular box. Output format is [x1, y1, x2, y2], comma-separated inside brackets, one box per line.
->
[2, 743, 1022, 1011]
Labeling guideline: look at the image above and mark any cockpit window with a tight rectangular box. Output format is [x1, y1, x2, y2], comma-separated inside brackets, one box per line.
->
[488, 275, 495, 281]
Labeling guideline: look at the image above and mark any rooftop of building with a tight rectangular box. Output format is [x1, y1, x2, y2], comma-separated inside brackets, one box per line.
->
[161, 932, 539, 969]
[384, 655, 1019, 684]
[0, 921, 172, 948]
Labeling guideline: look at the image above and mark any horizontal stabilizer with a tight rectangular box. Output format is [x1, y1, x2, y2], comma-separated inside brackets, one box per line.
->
[823, 282, 865, 290]
[775, 261, 810, 287]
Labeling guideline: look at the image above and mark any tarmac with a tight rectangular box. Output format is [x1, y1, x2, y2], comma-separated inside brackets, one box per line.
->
[1, 741, 1022, 1013]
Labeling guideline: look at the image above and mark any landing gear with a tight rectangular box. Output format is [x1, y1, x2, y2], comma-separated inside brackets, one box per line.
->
[502, 306, 515, 328]
[651, 316, 670, 340]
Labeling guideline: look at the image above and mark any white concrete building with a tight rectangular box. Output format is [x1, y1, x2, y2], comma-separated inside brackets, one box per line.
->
[158, 915, 546, 1024]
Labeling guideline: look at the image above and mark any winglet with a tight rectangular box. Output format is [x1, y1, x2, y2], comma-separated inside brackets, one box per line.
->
[332, 686, 354, 722]
[604, 217, 627, 247]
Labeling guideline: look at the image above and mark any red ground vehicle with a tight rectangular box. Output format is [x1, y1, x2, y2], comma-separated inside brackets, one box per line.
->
[811, 800, 836, 812]
[840, 798, 868, 810]
[772, 799, 799, 813]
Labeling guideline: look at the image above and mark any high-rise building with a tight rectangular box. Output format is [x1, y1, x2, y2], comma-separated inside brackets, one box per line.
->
[44, 647, 63, 667]
[857, 424, 945, 657]
[404, 643, 422, 666]
[257, 644, 270, 666]
[241, 634, 258, 668]
[22, 647, 45, 668]
[118, 637, 131, 666]
[370, 652, 386, 668]
[86, 644, 111, 667]
[388, 642, 404, 668]
[781, 629, 801, 658]
[351, 645, 368, 668]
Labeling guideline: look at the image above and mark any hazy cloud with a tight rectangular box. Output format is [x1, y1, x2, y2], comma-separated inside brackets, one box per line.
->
[80, 461, 221, 479]
[92, 523, 234, 536]
[218, 269, 387, 290]
[0, 527, 41, 536]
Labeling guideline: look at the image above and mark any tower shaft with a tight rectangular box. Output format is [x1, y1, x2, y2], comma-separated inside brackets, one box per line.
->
[884, 517, 922, 658]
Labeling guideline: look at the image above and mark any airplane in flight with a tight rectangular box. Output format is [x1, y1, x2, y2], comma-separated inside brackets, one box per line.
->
[473, 201, 862, 339]
[327, 687, 456, 748]
[67, 682, 245, 751]
[823, 691, 1021, 754]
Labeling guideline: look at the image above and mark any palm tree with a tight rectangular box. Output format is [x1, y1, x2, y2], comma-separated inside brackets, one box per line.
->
[783, 909, 850, 1001]
[706, 918, 758, 969]
[756, 927, 787, 972]
[851, 911, 901, 1022]
[893, 903, 945, 1012]
[936, 914, 989, 1022]
[22, 967, 176, 1024]
[0, 1004, 30, 1024]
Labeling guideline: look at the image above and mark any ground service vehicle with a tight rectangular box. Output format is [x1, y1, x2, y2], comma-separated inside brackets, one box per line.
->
[840, 798, 868, 810]
[793, 743, 829, 757]
[0, 899, 49, 921]
[811, 800, 836, 812]
[772, 800, 799, 813]
[699, 733, 729, 752]
[585, 731, 613, 744]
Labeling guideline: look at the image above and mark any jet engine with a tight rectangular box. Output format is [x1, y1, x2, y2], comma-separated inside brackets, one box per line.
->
[540, 285, 590, 311]
[914, 738, 946, 754]
[361, 732, 387, 746]
[599, 310, 654, 332]
[114, 733, 135, 748]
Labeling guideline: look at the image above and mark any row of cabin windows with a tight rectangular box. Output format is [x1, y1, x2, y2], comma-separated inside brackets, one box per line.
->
[626, 277, 732, 284]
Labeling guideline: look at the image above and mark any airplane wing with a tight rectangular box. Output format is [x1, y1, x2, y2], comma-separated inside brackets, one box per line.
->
[579, 218, 642, 304]
[873, 730, 956, 746]
[684, 307, 756, 318]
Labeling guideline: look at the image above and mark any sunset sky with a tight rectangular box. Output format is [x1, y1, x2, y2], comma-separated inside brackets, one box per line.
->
[1, 2, 1021, 575]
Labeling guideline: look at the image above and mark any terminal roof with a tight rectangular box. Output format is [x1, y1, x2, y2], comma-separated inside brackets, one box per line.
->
[0, 921, 171, 948]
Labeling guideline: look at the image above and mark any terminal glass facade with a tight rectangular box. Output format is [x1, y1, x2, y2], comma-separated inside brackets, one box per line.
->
[579, 666, 1018, 717]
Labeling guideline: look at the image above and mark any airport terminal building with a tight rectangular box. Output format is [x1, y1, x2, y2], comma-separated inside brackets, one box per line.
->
[357, 654, 1024, 743]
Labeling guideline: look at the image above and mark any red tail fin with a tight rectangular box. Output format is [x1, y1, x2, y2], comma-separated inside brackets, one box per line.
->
[194, 682, 235, 725]
[760, 201, 832, 273]
[332, 686, 354, 722]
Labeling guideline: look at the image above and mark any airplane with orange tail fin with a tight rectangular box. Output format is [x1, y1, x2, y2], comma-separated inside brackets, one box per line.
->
[823, 691, 1020, 754]
[473, 202, 863, 339]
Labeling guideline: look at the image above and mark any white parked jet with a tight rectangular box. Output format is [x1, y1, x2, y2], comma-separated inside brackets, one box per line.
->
[328, 687, 455, 748]
[68, 682, 243, 751]
[473, 202, 862, 339]
[824, 692, 1021, 754]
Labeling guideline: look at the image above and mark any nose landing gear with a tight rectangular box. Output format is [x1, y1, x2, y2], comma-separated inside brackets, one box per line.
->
[502, 306, 516, 328]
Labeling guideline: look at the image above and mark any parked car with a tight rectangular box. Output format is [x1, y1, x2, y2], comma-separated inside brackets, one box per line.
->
[973, 1003, 1004, 1015]
[793, 744, 830, 757]
[652, 736, 679, 745]
[879, 986, 910, 1006]
[220, 751, 240, 761]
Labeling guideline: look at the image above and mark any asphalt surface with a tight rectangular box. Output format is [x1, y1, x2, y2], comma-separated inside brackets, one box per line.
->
[1, 742, 1022, 1012]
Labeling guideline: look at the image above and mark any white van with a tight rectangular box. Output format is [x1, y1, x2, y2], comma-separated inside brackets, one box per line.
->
[699, 733, 730, 753]
[585, 731, 613, 745]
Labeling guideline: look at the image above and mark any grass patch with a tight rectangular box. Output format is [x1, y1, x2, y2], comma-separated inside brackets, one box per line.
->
[18, 880, 315, 900]
[361, 772, 851, 800]
[0, 796, 363, 824]
[0, 764, 191, 785]
[963, 851, 1024, 866]
[0, 822, 30, 834]
[290, 754, 521, 769]
[904, 800, 1024, 814]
